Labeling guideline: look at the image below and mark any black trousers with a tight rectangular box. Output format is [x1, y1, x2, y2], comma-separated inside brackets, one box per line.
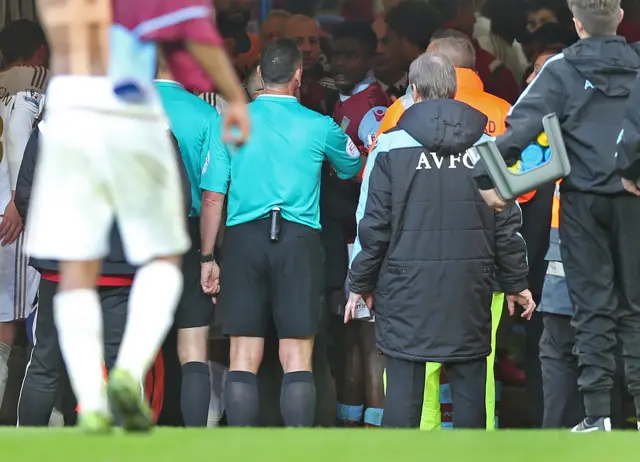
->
[539, 313, 584, 428]
[383, 355, 486, 429]
[560, 192, 640, 418]
[519, 182, 555, 427]
[17, 279, 129, 426]
[540, 312, 627, 428]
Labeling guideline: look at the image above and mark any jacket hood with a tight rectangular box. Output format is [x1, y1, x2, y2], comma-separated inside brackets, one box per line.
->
[396, 99, 487, 156]
[563, 36, 640, 97]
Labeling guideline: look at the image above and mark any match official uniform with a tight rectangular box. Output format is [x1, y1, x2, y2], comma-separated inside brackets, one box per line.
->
[155, 80, 222, 329]
[207, 94, 362, 339]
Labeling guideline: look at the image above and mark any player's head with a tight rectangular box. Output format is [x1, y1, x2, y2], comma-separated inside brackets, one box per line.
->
[430, 0, 477, 36]
[258, 38, 302, 95]
[331, 21, 377, 95]
[525, 0, 562, 32]
[260, 10, 291, 46]
[245, 64, 264, 101]
[280, 15, 321, 71]
[385, 1, 444, 69]
[409, 52, 457, 102]
[526, 45, 564, 84]
[427, 29, 476, 70]
[0, 20, 48, 68]
[216, 0, 253, 32]
[567, 0, 622, 37]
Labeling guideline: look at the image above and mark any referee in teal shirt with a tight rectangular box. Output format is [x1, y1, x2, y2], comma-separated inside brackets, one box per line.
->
[155, 75, 224, 427]
[199, 39, 362, 428]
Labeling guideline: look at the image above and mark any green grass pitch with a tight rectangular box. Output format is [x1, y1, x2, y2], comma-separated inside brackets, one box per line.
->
[1, 428, 638, 462]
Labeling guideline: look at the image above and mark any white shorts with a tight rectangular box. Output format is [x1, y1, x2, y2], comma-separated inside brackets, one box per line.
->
[0, 232, 39, 322]
[27, 76, 190, 265]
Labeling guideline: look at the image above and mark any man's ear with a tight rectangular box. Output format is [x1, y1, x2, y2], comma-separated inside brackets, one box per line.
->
[411, 83, 420, 102]
[620, 8, 625, 25]
[572, 17, 584, 35]
[294, 67, 303, 85]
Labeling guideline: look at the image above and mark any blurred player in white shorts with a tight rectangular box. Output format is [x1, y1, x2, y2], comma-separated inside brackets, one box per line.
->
[28, 78, 190, 267]
[30, 0, 250, 433]
[0, 19, 48, 410]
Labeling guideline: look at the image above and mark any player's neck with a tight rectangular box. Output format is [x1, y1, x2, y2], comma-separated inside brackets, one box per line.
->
[4, 59, 29, 69]
[263, 86, 296, 97]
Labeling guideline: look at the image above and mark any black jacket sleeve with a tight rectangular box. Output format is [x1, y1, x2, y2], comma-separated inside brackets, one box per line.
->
[494, 203, 529, 294]
[617, 75, 640, 181]
[349, 150, 392, 294]
[14, 126, 40, 223]
[474, 57, 566, 190]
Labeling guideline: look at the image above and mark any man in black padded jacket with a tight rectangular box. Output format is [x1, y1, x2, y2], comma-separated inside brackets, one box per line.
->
[346, 52, 535, 430]
[15, 121, 190, 426]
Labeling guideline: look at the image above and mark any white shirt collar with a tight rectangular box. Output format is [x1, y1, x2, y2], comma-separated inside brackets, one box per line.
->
[256, 94, 297, 100]
[339, 70, 376, 102]
[154, 79, 184, 88]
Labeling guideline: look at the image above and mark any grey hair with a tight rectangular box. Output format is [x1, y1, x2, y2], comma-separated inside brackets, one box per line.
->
[427, 31, 476, 69]
[408, 52, 457, 100]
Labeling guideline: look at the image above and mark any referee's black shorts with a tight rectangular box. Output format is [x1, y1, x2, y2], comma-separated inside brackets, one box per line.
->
[219, 217, 324, 339]
[175, 217, 215, 329]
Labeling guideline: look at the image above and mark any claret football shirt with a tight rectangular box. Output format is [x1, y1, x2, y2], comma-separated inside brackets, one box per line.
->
[111, 0, 224, 94]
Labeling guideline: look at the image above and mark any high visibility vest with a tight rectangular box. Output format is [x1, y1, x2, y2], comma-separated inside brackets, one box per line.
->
[551, 182, 560, 230]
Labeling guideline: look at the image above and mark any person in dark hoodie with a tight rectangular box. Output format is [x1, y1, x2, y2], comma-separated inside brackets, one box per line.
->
[346, 51, 535, 429]
[14, 119, 191, 426]
[475, 0, 640, 433]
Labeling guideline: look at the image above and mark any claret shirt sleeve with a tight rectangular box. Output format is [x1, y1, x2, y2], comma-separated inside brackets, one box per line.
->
[113, 0, 222, 45]
[324, 118, 362, 180]
[112, 0, 224, 92]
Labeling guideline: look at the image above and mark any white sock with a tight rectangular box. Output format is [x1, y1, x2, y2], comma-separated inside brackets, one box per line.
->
[53, 290, 107, 414]
[208, 361, 227, 427]
[0, 342, 11, 408]
[116, 261, 183, 382]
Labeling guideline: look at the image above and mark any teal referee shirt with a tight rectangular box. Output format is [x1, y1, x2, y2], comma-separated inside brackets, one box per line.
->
[207, 94, 362, 230]
[155, 80, 225, 217]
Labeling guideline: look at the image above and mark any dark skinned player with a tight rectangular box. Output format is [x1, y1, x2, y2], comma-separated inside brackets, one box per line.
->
[326, 21, 389, 428]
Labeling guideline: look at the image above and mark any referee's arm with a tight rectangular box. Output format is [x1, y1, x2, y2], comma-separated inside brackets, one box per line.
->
[324, 118, 363, 179]
[199, 116, 231, 293]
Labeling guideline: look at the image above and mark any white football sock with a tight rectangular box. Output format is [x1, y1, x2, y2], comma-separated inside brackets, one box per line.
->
[116, 261, 183, 382]
[54, 290, 107, 414]
[0, 341, 11, 409]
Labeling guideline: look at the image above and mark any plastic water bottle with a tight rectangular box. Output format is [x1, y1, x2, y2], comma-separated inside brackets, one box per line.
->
[520, 144, 545, 172]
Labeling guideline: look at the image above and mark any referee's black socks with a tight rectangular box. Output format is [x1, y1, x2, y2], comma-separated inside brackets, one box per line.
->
[225, 370, 260, 426]
[280, 371, 316, 427]
[181, 362, 211, 427]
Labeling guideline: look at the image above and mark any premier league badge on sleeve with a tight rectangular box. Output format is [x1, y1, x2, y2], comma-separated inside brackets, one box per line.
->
[346, 137, 359, 158]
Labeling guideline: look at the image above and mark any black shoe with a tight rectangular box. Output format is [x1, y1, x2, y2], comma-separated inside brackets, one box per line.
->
[571, 417, 611, 433]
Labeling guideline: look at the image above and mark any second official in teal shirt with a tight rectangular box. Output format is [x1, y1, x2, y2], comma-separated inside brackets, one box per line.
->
[207, 94, 362, 229]
[155, 80, 225, 217]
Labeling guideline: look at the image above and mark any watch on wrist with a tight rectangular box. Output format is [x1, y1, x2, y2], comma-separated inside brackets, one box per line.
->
[200, 252, 215, 263]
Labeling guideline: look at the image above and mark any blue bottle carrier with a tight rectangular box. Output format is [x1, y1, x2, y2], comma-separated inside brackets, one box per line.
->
[470, 113, 571, 201]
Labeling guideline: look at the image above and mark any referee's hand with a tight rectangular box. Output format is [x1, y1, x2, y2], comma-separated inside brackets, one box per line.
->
[201, 261, 221, 301]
